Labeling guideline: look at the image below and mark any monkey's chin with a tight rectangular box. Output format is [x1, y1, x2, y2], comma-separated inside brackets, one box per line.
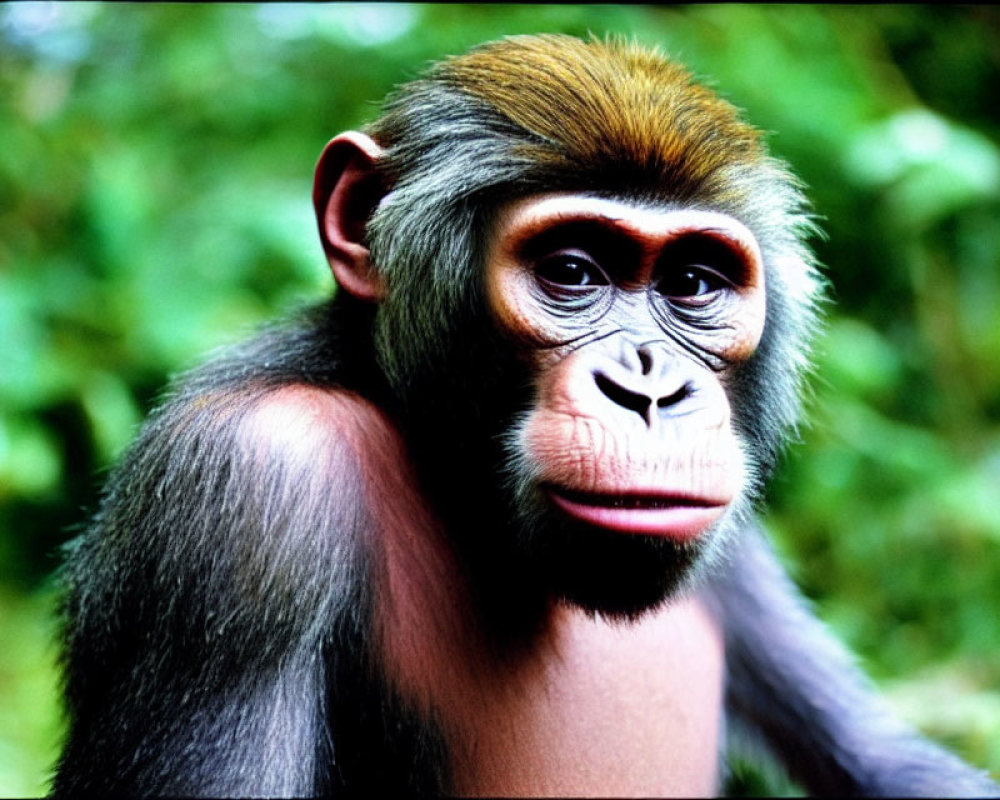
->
[545, 488, 725, 541]
[521, 506, 711, 621]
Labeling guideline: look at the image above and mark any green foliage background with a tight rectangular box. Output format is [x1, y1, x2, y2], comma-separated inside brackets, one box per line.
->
[1, 4, 998, 795]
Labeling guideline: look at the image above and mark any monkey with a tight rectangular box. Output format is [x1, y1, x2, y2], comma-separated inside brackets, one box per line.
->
[53, 34, 998, 797]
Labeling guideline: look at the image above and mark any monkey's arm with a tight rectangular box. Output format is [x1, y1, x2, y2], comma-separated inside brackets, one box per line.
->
[712, 524, 998, 796]
[53, 382, 363, 797]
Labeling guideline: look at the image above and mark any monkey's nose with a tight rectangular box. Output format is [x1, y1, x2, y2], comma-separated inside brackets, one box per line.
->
[593, 362, 694, 427]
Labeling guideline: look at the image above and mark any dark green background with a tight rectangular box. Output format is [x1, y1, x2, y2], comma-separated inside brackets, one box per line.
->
[1, 4, 998, 794]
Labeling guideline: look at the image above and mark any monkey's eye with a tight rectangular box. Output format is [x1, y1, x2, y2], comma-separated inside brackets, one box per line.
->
[656, 265, 730, 305]
[535, 250, 609, 290]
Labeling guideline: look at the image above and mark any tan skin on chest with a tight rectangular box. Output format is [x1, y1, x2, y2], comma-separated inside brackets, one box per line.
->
[341, 391, 725, 797]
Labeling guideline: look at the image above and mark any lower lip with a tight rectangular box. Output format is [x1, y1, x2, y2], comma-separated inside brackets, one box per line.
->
[547, 491, 725, 541]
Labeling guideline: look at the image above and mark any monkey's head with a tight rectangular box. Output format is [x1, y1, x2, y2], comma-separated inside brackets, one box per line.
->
[314, 35, 823, 619]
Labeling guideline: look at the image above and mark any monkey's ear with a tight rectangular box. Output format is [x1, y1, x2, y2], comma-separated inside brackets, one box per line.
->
[313, 131, 387, 302]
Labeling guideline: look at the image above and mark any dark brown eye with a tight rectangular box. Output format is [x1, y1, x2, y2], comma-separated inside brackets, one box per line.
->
[654, 234, 748, 307]
[536, 250, 609, 289]
[657, 265, 729, 302]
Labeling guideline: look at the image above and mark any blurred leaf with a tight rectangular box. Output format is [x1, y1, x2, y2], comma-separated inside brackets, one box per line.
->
[821, 318, 905, 401]
[847, 109, 1000, 228]
[0, 415, 62, 499]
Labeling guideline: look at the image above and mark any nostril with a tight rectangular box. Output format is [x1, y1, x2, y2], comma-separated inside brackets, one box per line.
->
[657, 381, 693, 409]
[595, 372, 651, 419]
[637, 348, 654, 376]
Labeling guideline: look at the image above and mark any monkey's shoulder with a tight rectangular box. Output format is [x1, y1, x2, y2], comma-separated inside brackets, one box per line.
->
[97, 379, 394, 538]
[68, 383, 377, 672]
[233, 383, 393, 460]
[154, 380, 406, 495]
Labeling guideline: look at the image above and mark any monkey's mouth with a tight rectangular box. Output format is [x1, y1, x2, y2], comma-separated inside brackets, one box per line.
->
[545, 486, 725, 541]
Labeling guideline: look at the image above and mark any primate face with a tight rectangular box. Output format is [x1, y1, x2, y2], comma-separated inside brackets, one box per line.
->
[484, 194, 766, 615]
